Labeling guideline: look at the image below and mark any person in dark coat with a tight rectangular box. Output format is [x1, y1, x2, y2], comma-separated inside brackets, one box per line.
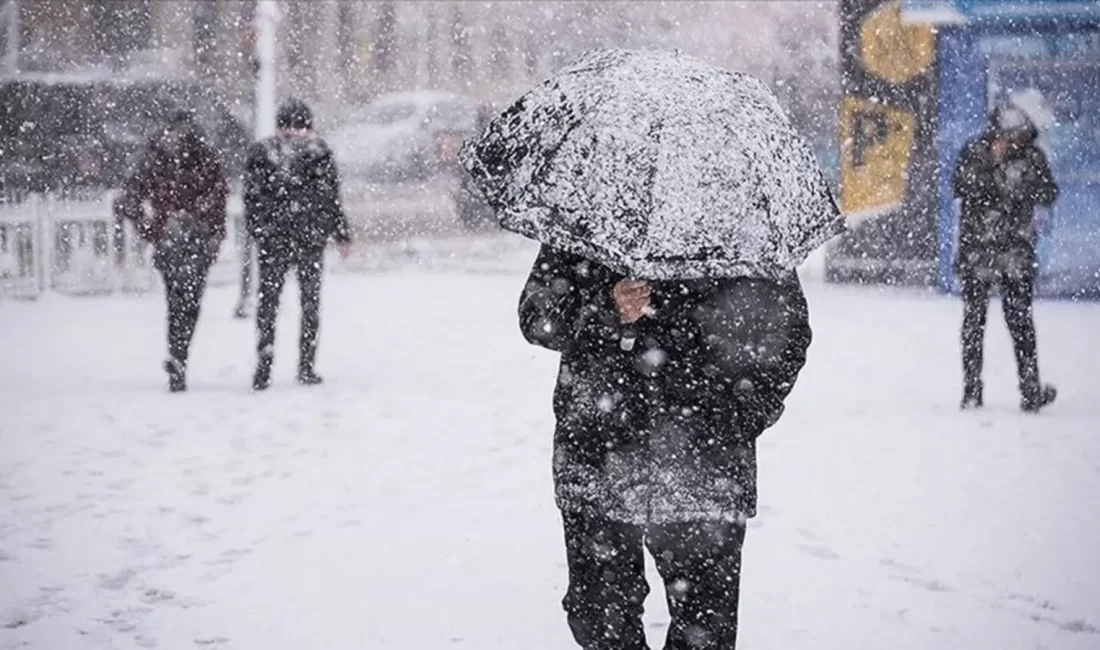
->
[114, 108, 228, 392]
[519, 245, 812, 650]
[210, 109, 256, 321]
[245, 98, 351, 391]
[953, 106, 1059, 412]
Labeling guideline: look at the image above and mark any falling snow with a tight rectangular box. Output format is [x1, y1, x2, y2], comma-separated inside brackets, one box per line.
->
[1, 2, 1099, 650]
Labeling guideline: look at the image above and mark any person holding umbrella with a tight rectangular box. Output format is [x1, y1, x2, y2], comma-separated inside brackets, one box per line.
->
[462, 49, 843, 649]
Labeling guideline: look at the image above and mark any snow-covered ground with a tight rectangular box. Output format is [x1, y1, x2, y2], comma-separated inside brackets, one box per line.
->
[2, 239, 1099, 650]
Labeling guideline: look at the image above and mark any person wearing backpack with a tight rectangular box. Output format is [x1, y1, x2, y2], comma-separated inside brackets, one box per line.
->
[244, 98, 352, 391]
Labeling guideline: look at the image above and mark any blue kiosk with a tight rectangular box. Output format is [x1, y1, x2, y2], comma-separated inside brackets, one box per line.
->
[905, 0, 1100, 298]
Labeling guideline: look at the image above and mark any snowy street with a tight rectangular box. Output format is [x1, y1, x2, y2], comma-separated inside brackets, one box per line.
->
[2, 238, 1099, 650]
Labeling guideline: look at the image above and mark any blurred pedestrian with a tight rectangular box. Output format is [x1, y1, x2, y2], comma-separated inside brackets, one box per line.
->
[244, 98, 351, 391]
[114, 109, 228, 392]
[211, 109, 257, 321]
[953, 106, 1059, 412]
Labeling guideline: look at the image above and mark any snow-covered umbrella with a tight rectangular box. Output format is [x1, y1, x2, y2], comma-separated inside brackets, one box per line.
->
[461, 48, 844, 281]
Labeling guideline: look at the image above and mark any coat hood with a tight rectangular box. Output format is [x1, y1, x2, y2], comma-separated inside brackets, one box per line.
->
[988, 106, 1038, 145]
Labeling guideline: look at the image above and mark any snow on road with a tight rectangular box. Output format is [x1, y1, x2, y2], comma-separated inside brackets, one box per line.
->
[2, 244, 1099, 650]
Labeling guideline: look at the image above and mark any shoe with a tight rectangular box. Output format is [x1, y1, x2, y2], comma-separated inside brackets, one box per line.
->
[960, 393, 983, 410]
[960, 382, 983, 410]
[164, 358, 187, 393]
[1021, 384, 1057, 413]
[252, 361, 272, 392]
[297, 368, 324, 386]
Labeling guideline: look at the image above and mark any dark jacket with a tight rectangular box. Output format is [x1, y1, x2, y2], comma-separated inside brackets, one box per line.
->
[113, 116, 228, 246]
[244, 131, 351, 250]
[953, 110, 1058, 277]
[519, 245, 811, 524]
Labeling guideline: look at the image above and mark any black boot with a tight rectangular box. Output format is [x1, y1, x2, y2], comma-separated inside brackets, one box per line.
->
[1021, 383, 1057, 413]
[252, 357, 273, 392]
[961, 380, 983, 410]
[297, 343, 322, 386]
[164, 358, 187, 393]
[297, 366, 324, 386]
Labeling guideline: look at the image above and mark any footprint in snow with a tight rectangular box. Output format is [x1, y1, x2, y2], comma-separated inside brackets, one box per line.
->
[98, 567, 139, 591]
[880, 558, 924, 574]
[1058, 619, 1099, 634]
[795, 528, 819, 541]
[894, 574, 954, 593]
[2, 602, 48, 630]
[217, 492, 248, 506]
[1009, 592, 1060, 611]
[209, 548, 252, 566]
[798, 543, 840, 560]
[27, 537, 52, 550]
[230, 474, 257, 487]
[140, 588, 207, 609]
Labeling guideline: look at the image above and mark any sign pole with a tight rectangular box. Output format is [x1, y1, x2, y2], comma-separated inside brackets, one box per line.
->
[254, 0, 280, 140]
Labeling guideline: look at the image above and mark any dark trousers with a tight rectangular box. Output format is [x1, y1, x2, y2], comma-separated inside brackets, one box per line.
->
[238, 235, 254, 308]
[256, 242, 324, 372]
[562, 512, 746, 650]
[961, 271, 1041, 396]
[236, 214, 255, 309]
[159, 255, 213, 365]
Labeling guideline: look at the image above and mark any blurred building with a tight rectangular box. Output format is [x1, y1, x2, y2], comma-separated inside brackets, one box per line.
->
[3, 1, 837, 133]
[830, 0, 1100, 298]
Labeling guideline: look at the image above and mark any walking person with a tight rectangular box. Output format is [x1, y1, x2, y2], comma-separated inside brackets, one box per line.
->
[244, 99, 351, 391]
[953, 106, 1059, 411]
[210, 109, 257, 321]
[519, 247, 813, 649]
[114, 109, 228, 392]
[461, 50, 843, 648]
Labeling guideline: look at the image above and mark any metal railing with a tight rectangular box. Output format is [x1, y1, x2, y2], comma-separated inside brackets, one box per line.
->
[0, 191, 245, 299]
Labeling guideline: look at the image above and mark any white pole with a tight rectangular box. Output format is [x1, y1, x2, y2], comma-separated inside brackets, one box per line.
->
[5, 0, 19, 75]
[254, 0, 280, 140]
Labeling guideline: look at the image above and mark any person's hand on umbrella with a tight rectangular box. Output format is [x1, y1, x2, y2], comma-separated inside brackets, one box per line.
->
[613, 279, 652, 324]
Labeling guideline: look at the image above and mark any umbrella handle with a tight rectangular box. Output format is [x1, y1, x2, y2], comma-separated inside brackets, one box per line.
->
[620, 327, 637, 351]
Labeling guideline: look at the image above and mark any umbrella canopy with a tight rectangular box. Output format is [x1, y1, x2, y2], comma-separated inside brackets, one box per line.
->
[461, 48, 844, 281]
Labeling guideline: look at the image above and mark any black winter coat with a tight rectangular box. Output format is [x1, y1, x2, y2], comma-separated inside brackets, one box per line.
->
[114, 123, 228, 246]
[519, 246, 812, 524]
[953, 127, 1057, 278]
[244, 131, 351, 251]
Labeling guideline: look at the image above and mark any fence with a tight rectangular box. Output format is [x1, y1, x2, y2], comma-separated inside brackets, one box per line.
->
[0, 191, 246, 300]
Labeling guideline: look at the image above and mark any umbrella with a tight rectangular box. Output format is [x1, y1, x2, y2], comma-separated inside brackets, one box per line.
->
[461, 48, 844, 281]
